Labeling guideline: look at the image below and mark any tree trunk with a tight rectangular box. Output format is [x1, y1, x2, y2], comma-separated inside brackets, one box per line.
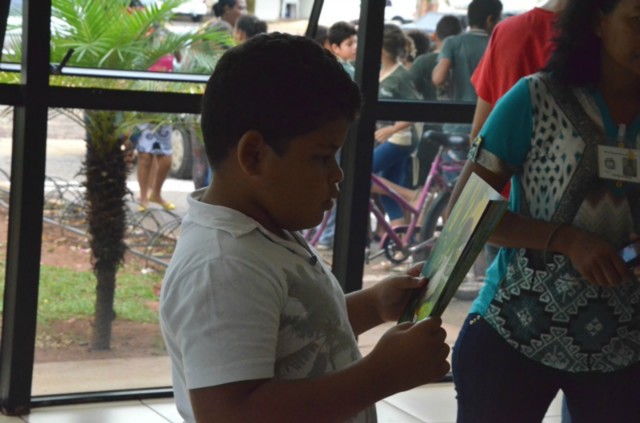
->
[84, 110, 129, 351]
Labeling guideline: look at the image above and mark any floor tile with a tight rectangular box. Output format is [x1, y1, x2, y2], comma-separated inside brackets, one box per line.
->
[384, 383, 457, 423]
[0, 415, 24, 423]
[142, 398, 182, 423]
[376, 400, 426, 422]
[23, 401, 170, 423]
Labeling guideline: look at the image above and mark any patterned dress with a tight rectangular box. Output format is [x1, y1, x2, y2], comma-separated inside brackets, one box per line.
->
[471, 73, 640, 373]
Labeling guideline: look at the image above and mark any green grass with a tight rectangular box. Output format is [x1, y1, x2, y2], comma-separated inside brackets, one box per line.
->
[0, 263, 163, 324]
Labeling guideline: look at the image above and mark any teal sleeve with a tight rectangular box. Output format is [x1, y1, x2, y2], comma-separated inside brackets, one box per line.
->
[478, 78, 532, 168]
[438, 36, 455, 63]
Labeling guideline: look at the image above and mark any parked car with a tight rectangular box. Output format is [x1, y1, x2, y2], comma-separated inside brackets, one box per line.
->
[401, 12, 468, 35]
[134, 0, 209, 21]
[385, 0, 418, 24]
[168, 117, 211, 189]
[172, 0, 209, 22]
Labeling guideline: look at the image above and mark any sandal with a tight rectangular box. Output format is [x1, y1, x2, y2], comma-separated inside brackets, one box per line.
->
[149, 197, 176, 211]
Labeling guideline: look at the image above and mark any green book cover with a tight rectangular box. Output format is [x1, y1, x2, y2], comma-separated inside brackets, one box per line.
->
[400, 173, 508, 322]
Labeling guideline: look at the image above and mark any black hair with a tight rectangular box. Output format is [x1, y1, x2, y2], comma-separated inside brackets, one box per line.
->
[544, 0, 621, 87]
[328, 21, 357, 47]
[382, 23, 407, 60]
[467, 0, 502, 29]
[213, 0, 236, 17]
[201, 33, 361, 169]
[313, 25, 329, 47]
[436, 15, 463, 40]
[236, 15, 267, 39]
[405, 30, 430, 57]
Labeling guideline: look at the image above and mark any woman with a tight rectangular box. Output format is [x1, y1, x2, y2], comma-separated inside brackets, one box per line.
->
[373, 23, 422, 227]
[448, 0, 640, 421]
[211, 0, 247, 33]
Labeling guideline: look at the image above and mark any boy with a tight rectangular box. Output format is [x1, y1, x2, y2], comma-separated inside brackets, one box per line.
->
[328, 21, 358, 79]
[160, 33, 450, 422]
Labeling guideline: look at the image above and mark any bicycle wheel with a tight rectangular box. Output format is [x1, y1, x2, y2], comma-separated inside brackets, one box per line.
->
[414, 190, 450, 262]
[382, 226, 417, 264]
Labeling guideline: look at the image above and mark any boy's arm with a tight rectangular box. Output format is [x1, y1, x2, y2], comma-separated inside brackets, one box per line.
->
[431, 58, 452, 86]
[190, 317, 449, 423]
[346, 266, 426, 335]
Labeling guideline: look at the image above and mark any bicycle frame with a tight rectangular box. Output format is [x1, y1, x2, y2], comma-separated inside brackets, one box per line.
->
[367, 145, 464, 262]
[305, 145, 465, 264]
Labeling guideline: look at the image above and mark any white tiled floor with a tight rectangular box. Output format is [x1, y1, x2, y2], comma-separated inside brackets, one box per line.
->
[3, 383, 564, 423]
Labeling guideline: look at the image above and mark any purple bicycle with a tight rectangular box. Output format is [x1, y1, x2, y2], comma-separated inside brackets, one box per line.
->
[305, 130, 468, 264]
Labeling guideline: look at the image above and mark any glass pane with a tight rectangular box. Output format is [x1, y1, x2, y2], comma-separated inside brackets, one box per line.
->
[346, 119, 478, 359]
[0, 107, 11, 359]
[32, 108, 201, 395]
[1, 0, 23, 66]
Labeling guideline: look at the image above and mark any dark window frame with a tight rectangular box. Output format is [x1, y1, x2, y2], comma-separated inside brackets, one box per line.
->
[0, 0, 472, 415]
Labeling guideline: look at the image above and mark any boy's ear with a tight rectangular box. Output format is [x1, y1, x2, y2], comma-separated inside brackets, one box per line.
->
[236, 130, 267, 175]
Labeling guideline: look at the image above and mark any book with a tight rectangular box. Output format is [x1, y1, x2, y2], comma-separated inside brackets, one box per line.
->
[399, 172, 509, 322]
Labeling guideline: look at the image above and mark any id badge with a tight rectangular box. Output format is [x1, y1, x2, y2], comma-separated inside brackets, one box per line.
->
[598, 145, 640, 183]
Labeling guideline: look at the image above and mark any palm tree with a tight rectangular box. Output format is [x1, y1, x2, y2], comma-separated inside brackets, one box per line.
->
[4, 0, 229, 350]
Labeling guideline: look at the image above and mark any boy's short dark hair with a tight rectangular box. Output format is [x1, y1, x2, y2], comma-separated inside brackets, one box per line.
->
[328, 21, 357, 47]
[435, 15, 463, 40]
[468, 0, 503, 29]
[236, 15, 268, 39]
[201, 33, 361, 169]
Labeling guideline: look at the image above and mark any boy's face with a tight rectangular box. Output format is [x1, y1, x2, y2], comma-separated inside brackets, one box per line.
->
[258, 119, 349, 232]
[331, 35, 357, 62]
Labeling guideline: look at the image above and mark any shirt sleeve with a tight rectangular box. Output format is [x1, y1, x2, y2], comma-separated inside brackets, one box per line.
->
[477, 77, 533, 168]
[438, 36, 455, 64]
[471, 24, 502, 104]
[163, 257, 286, 390]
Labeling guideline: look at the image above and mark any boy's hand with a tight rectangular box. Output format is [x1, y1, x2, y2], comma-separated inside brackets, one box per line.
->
[366, 317, 450, 392]
[374, 262, 427, 322]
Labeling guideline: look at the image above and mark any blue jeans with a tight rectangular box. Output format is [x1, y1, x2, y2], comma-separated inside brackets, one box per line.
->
[372, 142, 413, 220]
[453, 314, 640, 423]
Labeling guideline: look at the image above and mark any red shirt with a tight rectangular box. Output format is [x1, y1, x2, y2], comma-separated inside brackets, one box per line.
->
[471, 8, 558, 106]
[149, 54, 174, 72]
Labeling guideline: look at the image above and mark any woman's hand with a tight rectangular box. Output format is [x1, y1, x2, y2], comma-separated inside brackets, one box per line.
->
[562, 227, 632, 286]
[374, 126, 397, 143]
[373, 262, 427, 322]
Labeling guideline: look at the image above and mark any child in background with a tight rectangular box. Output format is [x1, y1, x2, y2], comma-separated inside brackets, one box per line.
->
[160, 33, 450, 423]
[233, 14, 268, 43]
[327, 21, 358, 79]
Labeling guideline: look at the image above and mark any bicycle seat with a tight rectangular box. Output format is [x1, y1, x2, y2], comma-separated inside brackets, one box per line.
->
[422, 130, 469, 151]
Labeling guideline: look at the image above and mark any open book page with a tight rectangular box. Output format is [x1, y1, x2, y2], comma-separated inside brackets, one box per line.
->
[400, 173, 509, 322]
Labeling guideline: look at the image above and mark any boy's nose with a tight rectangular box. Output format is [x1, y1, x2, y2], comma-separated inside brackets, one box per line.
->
[332, 164, 344, 185]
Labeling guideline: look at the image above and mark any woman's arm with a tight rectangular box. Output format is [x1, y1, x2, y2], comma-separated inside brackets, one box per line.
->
[447, 161, 630, 286]
[374, 121, 412, 142]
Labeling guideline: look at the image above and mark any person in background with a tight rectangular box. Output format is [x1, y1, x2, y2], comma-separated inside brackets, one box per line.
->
[400, 33, 418, 70]
[327, 21, 358, 79]
[467, 3, 576, 421]
[211, 0, 247, 33]
[312, 25, 331, 50]
[373, 23, 422, 228]
[411, 15, 463, 101]
[160, 32, 450, 423]
[134, 33, 177, 212]
[431, 0, 502, 104]
[469, 0, 568, 140]
[405, 29, 431, 58]
[313, 20, 358, 250]
[233, 14, 267, 43]
[447, 0, 640, 421]
[133, 122, 175, 212]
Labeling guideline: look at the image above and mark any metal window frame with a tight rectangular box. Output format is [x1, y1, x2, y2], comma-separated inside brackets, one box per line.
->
[0, 0, 472, 415]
